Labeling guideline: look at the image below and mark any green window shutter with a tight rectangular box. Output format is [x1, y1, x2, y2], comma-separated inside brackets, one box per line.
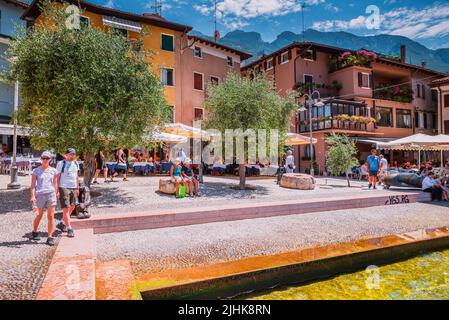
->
[161, 34, 174, 51]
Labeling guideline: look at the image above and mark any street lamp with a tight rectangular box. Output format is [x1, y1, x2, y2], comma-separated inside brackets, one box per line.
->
[298, 89, 323, 176]
[7, 79, 20, 190]
[7, 56, 20, 190]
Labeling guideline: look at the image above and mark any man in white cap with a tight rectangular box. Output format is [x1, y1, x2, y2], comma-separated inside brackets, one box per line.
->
[181, 158, 200, 197]
[56, 148, 79, 238]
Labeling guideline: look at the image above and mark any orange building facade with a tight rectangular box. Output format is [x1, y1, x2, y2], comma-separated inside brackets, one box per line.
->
[242, 42, 448, 173]
[22, 0, 251, 127]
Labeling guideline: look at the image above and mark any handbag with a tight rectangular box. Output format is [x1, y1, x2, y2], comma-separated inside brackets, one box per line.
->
[178, 184, 186, 198]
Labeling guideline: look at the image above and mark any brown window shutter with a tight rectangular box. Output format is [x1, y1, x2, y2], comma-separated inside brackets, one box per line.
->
[278, 55, 282, 64]
[312, 49, 317, 61]
[422, 85, 426, 99]
[194, 73, 203, 90]
[369, 74, 373, 89]
[444, 94, 449, 108]
[288, 49, 292, 60]
[358, 72, 363, 87]
[273, 56, 277, 66]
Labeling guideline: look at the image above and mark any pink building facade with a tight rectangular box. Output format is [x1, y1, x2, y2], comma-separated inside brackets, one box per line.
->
[242, 42, 448, 174]
[174, 35, 251, 126]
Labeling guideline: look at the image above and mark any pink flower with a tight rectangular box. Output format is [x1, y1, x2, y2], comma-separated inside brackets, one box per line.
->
[393, 86, 401, 95]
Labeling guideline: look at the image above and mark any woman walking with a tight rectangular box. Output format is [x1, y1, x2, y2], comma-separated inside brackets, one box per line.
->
[30, 151, 59, 246]
[93, 149, 108, 184]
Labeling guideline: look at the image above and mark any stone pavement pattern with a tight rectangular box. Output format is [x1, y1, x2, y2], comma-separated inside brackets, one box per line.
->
[96, 202, 449, 277]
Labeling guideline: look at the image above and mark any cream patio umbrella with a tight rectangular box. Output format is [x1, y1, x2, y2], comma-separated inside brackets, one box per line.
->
[380, 134, 449, 169]
[285, 133, 318, 146]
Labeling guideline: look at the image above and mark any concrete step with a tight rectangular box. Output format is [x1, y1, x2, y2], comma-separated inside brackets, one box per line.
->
[72, 191, 430, 235]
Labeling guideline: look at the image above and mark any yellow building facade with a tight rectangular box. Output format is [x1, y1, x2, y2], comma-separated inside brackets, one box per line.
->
[23, 0, 192, 111]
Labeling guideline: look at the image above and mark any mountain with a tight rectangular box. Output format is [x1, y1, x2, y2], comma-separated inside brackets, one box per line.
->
[193, 29, 449, 73]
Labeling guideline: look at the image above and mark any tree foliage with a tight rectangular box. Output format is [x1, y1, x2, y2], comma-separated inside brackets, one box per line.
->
[326, 133, 359, 187]
[204, 72, 297, 189]
[5, 2, 168, 184]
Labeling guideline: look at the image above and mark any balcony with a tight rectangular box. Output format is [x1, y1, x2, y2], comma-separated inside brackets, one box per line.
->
[298, 116, 376, 134]
[328, 50, 377, 73]
[374, 84, 413, 103]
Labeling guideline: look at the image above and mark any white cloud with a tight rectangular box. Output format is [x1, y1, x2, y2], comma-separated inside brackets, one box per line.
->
[194, 0, 325, 30]
[312, 2, 449, 40]
[104, 0, 114, 8]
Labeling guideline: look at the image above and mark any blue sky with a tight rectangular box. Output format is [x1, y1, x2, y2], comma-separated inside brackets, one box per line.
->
[44, 1, 449, 49]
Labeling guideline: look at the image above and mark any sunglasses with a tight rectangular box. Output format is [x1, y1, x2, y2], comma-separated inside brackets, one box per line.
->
[41, 157, 51, 161]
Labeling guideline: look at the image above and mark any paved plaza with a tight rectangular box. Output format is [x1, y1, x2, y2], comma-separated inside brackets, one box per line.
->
[0, 174, 448, 299]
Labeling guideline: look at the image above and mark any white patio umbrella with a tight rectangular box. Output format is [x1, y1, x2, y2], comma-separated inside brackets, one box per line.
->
[381, 134, 449, 169]
[144, 132, 188, 144]
[162, 123, 210, 140]
[285, 133, 318, 146]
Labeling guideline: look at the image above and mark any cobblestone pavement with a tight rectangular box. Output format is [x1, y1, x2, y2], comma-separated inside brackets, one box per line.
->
[0, 173, 433, 299]
[0, 178, 58, 299]
[96, 202, 449, 276]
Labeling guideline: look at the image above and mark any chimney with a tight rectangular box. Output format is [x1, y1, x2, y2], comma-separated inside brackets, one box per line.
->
[400, 45, 406, 63]
[421, 61, 427, 68]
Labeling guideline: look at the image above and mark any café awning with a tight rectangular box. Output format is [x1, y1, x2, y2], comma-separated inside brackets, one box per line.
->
[0, 124, 30, 136]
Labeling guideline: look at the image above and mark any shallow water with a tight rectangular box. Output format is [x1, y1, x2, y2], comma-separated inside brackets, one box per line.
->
[246, 250, 449, 300]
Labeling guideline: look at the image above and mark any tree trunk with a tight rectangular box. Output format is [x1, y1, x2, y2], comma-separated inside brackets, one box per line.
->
[83, 152, 96, 187]
[239, 164, 246, 190]
[346, 172, 351, 188]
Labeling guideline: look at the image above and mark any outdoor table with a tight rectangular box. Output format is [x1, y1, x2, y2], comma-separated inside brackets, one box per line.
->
[160, 162, 172, 174]
[133, 162, 154, 175]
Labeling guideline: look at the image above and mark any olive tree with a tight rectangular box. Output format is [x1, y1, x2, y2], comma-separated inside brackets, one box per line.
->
[5, 2, 168, 185]
[205, 72, 297, 190]
[326, 133, 360, 187]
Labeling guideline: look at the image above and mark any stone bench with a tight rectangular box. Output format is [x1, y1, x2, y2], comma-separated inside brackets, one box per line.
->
[280, 173, 316, 190]
[159, 179, 176, 195]
[159, 178, 191, 195]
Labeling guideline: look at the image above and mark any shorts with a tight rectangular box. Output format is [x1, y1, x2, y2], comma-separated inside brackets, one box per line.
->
[59, 188, 77, 209]
[116, 163, 127, 174]
[36, 193, 57, 209]
[369, 170, 379, 177]
[96, 160, 106, 170]
[171, 176, 183, 183]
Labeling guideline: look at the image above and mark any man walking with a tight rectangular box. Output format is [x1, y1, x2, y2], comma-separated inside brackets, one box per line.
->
[366, 149, 380, 190]
[56, 148, 79, 238]
[379, 154, 389, 186]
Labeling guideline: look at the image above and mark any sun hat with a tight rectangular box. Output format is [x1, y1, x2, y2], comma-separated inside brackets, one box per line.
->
[184, 158, 192, 164]
[41, 151, 53, 159]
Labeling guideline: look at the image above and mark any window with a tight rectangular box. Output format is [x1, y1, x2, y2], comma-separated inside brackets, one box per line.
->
[194, 72, 203, 91]
[416, 84, 421, 98]
[162, 68, 174, 86]
[303, 49, 316, 61]
[304, 145, 316, 160]
[167, 106, 174, 123]
[210, 76, 219, 85]
[445, 94, 449, 108]
[432, 114, 437, 130]
[194, 46, 202, 58]
[280, 52, 289, 64]
[445, 120, 449, 134]
[266, 58, 274, 70]
[376, 107, 393, 127]
[358, 72, 372, 88]
[415, 112, 419, 128]
[227, 56, 233, 67]
[161, 34, 174, 51]
[194, 108, 204, 121]
[80, 16, 90, 28]
[111, 27, 128, 37]
[423, 113, 428, 129]
[396, 109, 412, 128]
[304, 74, 313, 84]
